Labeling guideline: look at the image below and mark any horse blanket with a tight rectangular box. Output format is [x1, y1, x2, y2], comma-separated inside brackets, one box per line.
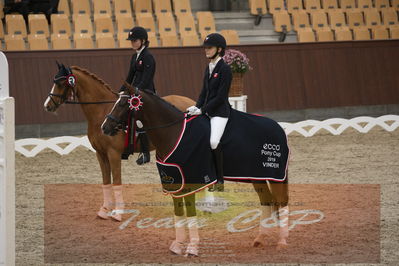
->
[156, 109, 289, 198]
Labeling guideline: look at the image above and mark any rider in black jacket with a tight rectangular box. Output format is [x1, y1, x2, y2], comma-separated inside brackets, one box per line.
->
[120, 26, 156, 165]
[187, 33, 232, 191]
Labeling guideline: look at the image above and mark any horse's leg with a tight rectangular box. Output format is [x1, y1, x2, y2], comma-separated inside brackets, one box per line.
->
[184, 193, 199, 256]
[269, 179, 289, 249]
[169, 197, 186, 255]
[96, 151, 113, 219]
[252, 181, 275, 247]
[108, 149, 124, 222]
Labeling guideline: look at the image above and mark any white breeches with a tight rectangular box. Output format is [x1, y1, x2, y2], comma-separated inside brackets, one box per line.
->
[210, 116, 228, 150]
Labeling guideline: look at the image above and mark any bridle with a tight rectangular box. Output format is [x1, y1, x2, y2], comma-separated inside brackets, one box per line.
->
[48, 68, 116, 108]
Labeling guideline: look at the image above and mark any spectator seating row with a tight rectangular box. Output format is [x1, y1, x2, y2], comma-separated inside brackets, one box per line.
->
[249, 0, 399, 15]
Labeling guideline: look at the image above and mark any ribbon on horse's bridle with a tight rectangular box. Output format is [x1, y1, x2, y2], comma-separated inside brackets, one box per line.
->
[105, 93, 187, 132]
[48, 71, 116, 108]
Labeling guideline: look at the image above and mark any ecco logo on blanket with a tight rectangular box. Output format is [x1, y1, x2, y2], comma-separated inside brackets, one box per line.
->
[160, 171, 174, 184]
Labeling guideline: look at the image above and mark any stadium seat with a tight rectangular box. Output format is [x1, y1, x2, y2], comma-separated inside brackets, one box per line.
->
[322, 0, 338, 10]
[178, 13, 197, 37]
[173, 0, 192, 17]
[311, 11, 329, 30]
[268, 0, 286, 14]
[292, 11, 311, 31]
[74, 33, 94, 49]
[153, 0, 172, 15]
[116, 16, 134, 35]
[389, 25, 399, 38]
[51, 14, 71, 36]
[114, 0, 133, 16]
[273, 11, 292, 32]
[347, 10, 365, 28]
[4, 34, 26, 50]
[328, 10, 347, 29]
[297, 28, 316, 42]
[197, 11, 216, 38]
[374, 0, 390, 10]
[117, 32, 130, 48]
[148, 31, 159, 47]
[5, 14, 27, 37]
[304, 0, 322, 11]
[134, 0, 153, 13]
[93, 0, 112, 16]
[27, 34, 48, 50]
[334, 26, 352, 40]
[51, 33, 72, 49]
[74, 14, 93, 36]
[381, 8, 398, 25]
[316, 27, 334, 41]
[136, 13, 156, 33]
[357, 0, 373, 9]
[287, 0, 303, 13]
[71, 0, 91, 15]
[160, 35, 179, 46]
[371, 26, 389, 39]
[96, 33, 115, 48]
[364, 9, 382, 28]
[353, 27, 371, 40]
[158, 13, 177, 37]
[181, 34, 200, 46]
[94, 15, 114, 34]
[28, 14, 49, 37]
[340, 0, 356, 9]
[220, 29, 240, 45]
[0, 18, 4, 39]
[249, 0, 267, 15]
[57, 0, 70, 16]
[392, 0, 399, 10]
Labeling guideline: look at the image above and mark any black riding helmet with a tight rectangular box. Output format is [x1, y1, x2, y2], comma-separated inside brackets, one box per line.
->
[203, 33, 226, 49]
[126, 26, 148, 41]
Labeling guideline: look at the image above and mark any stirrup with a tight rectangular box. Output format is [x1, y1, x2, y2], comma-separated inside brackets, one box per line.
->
[136, 153, 150, 165]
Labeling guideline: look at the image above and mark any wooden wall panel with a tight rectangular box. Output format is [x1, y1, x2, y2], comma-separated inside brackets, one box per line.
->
[4, 40, 399, 125]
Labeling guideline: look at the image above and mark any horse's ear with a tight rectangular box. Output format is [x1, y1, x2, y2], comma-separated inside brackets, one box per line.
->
[56, 61, 62, 69]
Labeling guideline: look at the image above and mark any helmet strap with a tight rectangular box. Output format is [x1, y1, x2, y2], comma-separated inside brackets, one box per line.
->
[209, 48, 219, 60]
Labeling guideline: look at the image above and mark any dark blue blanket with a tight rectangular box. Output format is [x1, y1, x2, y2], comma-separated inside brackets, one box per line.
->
[156, 109, 289, 197]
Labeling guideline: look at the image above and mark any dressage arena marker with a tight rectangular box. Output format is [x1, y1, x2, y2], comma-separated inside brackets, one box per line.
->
[14, 115, 399, 157]
[0, 52, 15, 266]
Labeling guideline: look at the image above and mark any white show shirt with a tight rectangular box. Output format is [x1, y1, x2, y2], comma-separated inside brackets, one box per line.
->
[209, 56, 222, 77]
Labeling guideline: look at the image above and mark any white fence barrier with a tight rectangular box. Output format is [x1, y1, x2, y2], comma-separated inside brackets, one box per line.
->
[0, 52, 15, 266]
[14, 115, 399, 158]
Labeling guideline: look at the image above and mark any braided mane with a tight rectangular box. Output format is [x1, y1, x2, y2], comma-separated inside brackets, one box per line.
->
[71, 66, 118, 96]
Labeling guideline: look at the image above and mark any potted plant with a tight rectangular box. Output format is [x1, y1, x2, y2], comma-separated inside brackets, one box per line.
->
[223, 49, 252, 96]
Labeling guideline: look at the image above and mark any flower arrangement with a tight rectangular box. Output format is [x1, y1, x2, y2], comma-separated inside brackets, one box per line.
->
[223, 49, 252, 74]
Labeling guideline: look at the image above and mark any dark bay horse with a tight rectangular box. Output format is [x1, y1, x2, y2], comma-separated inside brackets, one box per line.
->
[101, 86, 289, 256]
[43, 63, 195, 221]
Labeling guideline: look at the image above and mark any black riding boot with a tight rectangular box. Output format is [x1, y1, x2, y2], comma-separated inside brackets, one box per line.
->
[209, 146, 224, 192]
[136, 132, 150, 165]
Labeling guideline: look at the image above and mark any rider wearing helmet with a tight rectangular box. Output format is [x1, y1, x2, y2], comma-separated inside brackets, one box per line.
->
[120, 26, 156, 165]
[187, 33, 232, 191]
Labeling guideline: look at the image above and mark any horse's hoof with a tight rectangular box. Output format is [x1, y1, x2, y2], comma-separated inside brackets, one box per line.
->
[169, 240, 185, 255]
[111, 214, 122, 222]
[276, 241, 288, 251]
[185, 242, 199, 257]
[253, 234, 266, 247]
[97, 207, 110, 220]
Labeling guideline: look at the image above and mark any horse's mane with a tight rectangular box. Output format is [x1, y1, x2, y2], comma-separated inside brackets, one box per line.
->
[71, 66, 118, 95]
[141, 89, 184, 114]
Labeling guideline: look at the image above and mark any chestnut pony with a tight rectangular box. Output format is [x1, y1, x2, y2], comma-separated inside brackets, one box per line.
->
[44, 63, 194, 221]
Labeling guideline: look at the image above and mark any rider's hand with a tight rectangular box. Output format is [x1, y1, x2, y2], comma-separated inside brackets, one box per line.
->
[186, 106, 196, 113]
[188, 107, 202, 115]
